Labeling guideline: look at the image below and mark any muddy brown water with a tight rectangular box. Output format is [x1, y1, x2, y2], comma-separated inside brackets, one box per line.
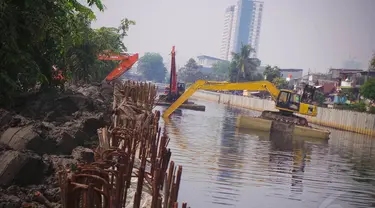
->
[156, 99, 375, 208]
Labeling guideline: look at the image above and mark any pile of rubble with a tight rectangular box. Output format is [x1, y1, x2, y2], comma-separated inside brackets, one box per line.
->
[0, 83, 114, 207]
[56, 81, 186, 208]
[0, 81, 188, 208]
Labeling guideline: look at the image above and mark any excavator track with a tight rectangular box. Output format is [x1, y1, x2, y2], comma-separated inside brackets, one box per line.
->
[260, 110, 309, 127]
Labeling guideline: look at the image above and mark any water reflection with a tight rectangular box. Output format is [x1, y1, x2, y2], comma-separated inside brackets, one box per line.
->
[212, 107, 247, 206]
[159, 100, 375, 208]
[268, 130, 311, 200]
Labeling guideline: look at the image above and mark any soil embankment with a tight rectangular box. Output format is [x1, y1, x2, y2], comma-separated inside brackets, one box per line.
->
[0, 83, 114, 207]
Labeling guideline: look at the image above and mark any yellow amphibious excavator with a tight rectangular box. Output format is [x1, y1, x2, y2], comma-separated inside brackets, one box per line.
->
[162, 80, 318, 126]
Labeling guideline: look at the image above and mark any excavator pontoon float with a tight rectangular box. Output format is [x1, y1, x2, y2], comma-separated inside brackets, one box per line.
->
[156, 46, 206, 112]
[162, 80, 330, 140]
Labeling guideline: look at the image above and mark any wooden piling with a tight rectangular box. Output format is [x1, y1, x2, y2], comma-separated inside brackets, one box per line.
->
[57, 81, 187, 208]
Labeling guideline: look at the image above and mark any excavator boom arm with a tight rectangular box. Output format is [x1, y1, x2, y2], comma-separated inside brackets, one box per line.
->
[162, 80, 281, 118]
[97, 52, 139, 82]
[199, 81, 280, 99]
[162, 80, 207, 118]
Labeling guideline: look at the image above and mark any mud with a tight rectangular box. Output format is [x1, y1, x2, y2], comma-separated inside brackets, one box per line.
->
[0, 83, 114, 207]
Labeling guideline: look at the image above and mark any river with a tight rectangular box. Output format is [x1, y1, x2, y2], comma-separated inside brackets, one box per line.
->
[156, 98, 375, 208]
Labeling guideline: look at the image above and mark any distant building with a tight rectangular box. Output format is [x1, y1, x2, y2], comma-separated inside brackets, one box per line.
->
[196, 55, 227, 68]
[328, 68, 365, 88]
[220, 5, 236, 61]
[220, 0, 264, 61]
[328, 68, 364, 79]
[279, 68, 303, 80]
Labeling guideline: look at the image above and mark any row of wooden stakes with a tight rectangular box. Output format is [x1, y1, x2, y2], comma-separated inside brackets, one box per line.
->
[57, 81, 188, 208]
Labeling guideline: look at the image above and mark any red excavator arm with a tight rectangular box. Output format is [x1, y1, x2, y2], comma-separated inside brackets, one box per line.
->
[170, 46, 177, 95]
[97, 51, 139, 82]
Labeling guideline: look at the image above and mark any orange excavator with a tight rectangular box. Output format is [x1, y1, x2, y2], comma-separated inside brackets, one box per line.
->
[51, 51, 139, 84]
[97, 50, 139, 82]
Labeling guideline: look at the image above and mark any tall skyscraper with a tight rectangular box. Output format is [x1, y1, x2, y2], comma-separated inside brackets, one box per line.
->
[220, 6, 236, 61]
[220, 0, 264, 61]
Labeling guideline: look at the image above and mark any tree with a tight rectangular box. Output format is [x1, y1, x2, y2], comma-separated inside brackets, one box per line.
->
[137, 53, 167, 83]
[272, 77, 289, 89]
[339, 88, 357, 101]
[164, 71, 171, 83]
[0, 0, 135, 106]
[263, 65, 281, 82]
[178, 58, 205, 83]
[369, 54, 375, 71]
[230, 44, 258, 82]
[66, 19, 135, 83]
[185, 58, 199, 69]
[211, 61, 230, 81]
[360, 78, 375, 101]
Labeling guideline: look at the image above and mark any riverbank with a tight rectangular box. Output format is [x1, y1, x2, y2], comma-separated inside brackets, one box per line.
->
[191, 90, 375, 137]
[0, 82, 187, 207]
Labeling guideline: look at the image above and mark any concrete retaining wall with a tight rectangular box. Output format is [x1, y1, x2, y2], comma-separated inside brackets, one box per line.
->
[192, 91, 375, 137]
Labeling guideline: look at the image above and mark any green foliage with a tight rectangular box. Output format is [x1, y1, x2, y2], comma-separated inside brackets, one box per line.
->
[314, 91, 326, 106]
[339, 88, 357, 101]
[178, 58, 205, 83]
[137, 53, 167, 83]
[229, 44, 261, 82]
[353, 102, 367, 112]
[369, 106, 375, 114]
[211, 61, 230, 81]
[360, 78, 375, 101]
[165, 71, 171, 83]
[335, 102, 367, 112]
[272, 77, 289, 89]
[263, 65, 281, 82]
[0, 0, 135, 106]
[185, 58, 199, 69]
[67, 20, 135, 82]
[369, 54, 375, 71]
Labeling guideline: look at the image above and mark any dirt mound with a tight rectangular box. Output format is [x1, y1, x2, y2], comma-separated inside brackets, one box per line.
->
[0, 83, 113, 206]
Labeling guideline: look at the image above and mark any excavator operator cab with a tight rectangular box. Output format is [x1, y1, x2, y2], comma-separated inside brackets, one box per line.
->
[177, 82, 186, 96]
[301, 84, 316, 104]
[276, 90, 301, 114]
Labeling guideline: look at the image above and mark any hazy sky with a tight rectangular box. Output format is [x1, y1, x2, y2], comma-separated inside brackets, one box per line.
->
[91, 0, 375, 73]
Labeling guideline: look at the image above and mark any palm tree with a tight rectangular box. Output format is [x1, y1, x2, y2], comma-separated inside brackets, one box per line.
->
[230, 43, 258, 82]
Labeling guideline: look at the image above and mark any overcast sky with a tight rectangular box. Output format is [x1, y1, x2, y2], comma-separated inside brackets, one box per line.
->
[91, 0, 375, 73]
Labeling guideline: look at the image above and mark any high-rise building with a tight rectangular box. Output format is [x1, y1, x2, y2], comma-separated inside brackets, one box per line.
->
[220, 0, 264, 61]
[220, 5, 236, 61]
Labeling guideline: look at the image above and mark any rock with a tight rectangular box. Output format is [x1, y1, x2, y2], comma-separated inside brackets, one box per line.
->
[0, 124, 56, 155]
[0, 109, 30, 135]
[81, 115, 105, 137]
[46, 155, 78, 171]
[0, 194, 22, 208]
[55, 132, 76, 155]
[71, 146, 94, 163]
[0, 83, 114, 207]
[0, 109, 13, 131]
[0, 125, 42, 151]
[0, 150, 46, 187]
[0, 143, 12, 153]
[43, 187, 61, 203]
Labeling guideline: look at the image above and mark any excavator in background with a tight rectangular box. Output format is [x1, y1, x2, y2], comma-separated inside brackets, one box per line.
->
[162, 80, 318, 127]
[158, 46, 187, 102]
[97, 50, 139, 82]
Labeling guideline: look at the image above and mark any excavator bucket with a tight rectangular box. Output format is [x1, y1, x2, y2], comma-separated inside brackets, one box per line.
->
[105, 53, 139, 82]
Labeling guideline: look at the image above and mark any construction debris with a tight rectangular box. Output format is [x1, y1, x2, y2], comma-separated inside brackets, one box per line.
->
[57, 81, 187, 208]
[0, 81, 188, 207]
